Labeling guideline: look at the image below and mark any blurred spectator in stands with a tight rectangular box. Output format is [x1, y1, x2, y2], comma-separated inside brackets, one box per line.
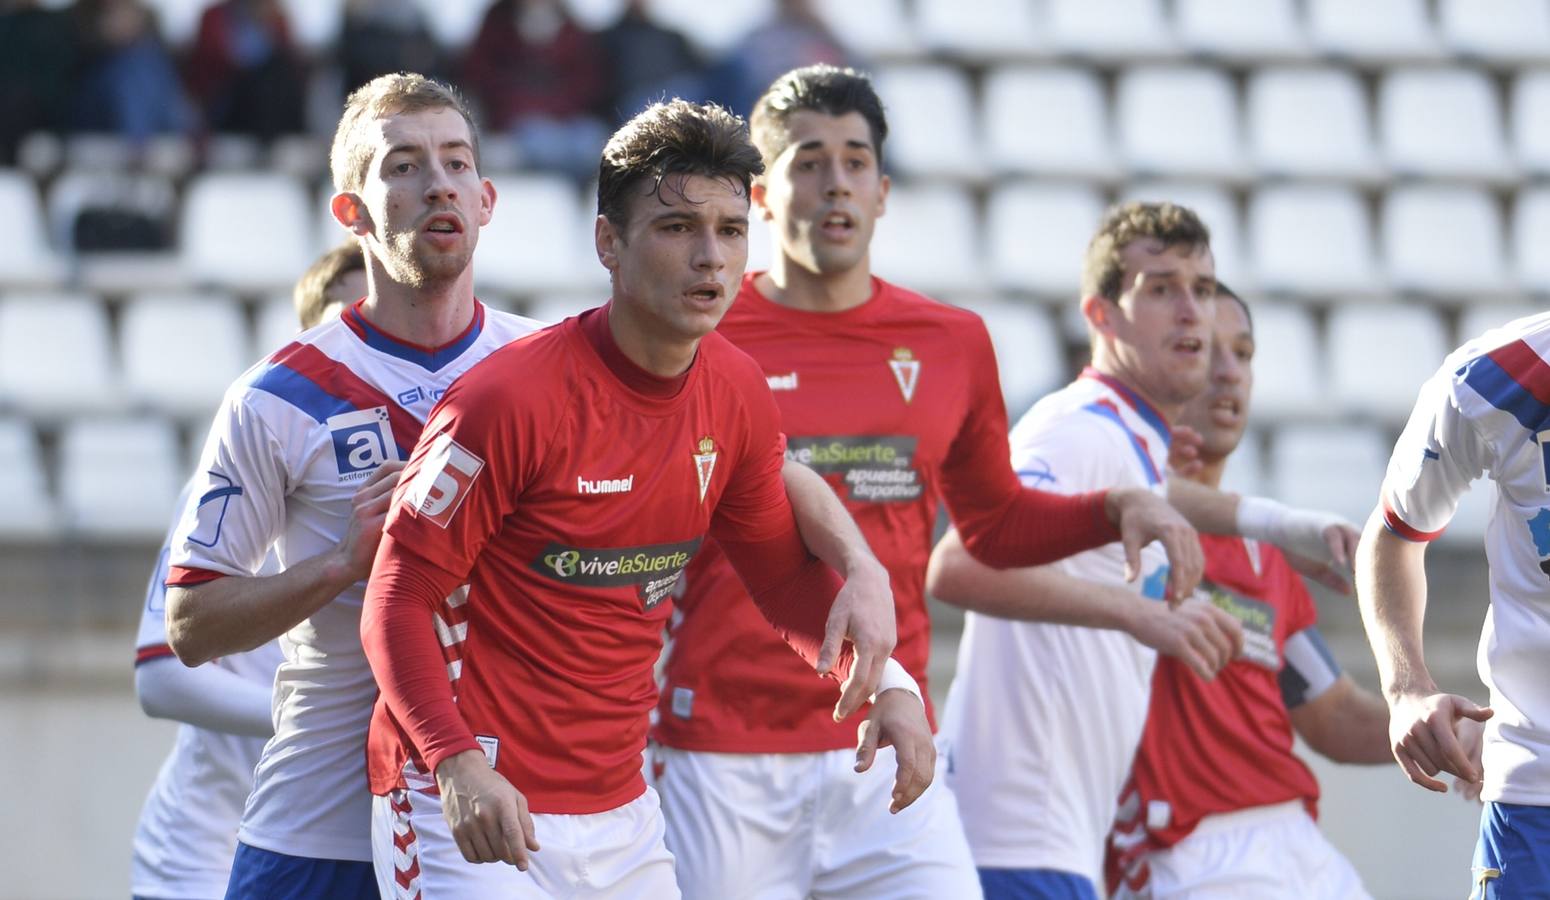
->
[596, 0, 705, 125]
[339, 0, 442, 95]
[708, 0, 851, 118]
[71, 0, 194, 144]
[185, 0, 307, 139]
[0, 0, 77, 163]
[461, 0, 608, 179]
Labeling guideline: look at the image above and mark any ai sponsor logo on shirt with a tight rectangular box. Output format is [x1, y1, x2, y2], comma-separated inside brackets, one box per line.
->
[401, 432, 484, 529]
[887, 347, 921, 404]
[693, 436, 718, 503]
[327, 406, 398, 481]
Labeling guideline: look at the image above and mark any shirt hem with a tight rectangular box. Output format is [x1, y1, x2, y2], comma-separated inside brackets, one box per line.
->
[236, 825, 374, 864]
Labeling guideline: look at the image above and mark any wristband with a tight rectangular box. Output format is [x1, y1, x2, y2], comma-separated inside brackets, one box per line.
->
[870, 657, 923, 706]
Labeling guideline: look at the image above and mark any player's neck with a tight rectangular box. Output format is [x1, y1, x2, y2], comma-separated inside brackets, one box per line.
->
[1189, 456, 1227, 490]
[606, 301, 698, 378]
[761, 254, 873, 312]
[1088, 358, 1183, 424]
[358, 268, 477, 348]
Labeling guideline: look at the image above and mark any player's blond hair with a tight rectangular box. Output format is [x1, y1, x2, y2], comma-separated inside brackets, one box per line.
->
[1081, 201, 1211, 301]
[293, 242, 365, 329]
[329, 73, 481, 194]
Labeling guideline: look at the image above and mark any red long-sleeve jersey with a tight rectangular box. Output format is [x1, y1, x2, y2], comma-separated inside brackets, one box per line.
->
[654, 274, 1117, 753]
[362, 305, 850, 815]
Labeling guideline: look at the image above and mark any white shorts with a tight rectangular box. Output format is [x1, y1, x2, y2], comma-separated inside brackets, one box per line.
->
[653, 744, 981, 900]
[371, 785, 679, 899]
[1119, 800, 1371, 900]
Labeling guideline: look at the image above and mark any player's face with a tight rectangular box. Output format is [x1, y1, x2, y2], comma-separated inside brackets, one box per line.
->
[339, 107, 494, 290]
[1178, 297, 1253, 461]
[596, 173, 750, 342]
[755, 110, 888, 278]
[1095, 239, 1216, 413]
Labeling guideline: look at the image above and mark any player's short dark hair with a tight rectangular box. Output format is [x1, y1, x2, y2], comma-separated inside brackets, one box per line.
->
[1082, 201, 1212, 302]
[596, 99, 764, 230]
[330, 73, 481, 194]
[1215, 281, 1253, 334]
[750, 64, 889, 170]
[293, 242, 365, 329]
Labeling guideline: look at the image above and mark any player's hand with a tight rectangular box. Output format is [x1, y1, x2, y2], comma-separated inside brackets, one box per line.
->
[1129, 594, 1244, 680]
[1387, 690, 1494, 792]
[820, 558, 896, 722]
[1167, 424, 1205, 479]
[855, 688, 935, 814]
[1240, 498, 1357, 567]
[1106, 488, 1203, 605]
[435, 749, 540, 868]
[1452, 714, 1487, 804]
[1282, 549, 1354, 595]
[334, 459, 406, 582]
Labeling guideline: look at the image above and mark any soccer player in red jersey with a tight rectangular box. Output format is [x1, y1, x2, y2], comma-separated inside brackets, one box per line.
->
[1105, 285, 1395, 899]
[649, 65, 1209, 900]
[360, 99, 922, 898]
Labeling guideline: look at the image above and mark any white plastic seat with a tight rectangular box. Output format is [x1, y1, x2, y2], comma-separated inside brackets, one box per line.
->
[1242, 302, 1323, 420]
[1439, 0, 1550, 63]
[412, 0, 500, 46]
[1119, 182, 1246, 286]
[142, 0, 209, 46]
[814, 0, 919, 58]
[1383, 186, 1508, 295]
[474, 174, 598, 295]
[1045, 0, 1176, 60]
[645, 0, 772, 55]
[1247, 185, 1378, 295]
[1327, 304, 1448, 420]
[1511, 71, 1550, 177]
[1247, 68, 1380, 180]
[255, 294, 305, 358]
[58, 416, 181, 539]
[1511, 187, 1550, 294]
[961, 299, 1065, 412]
[0, 292, 118, 416]
[0, 171, 64, 286]
[914, 0, 1041, 58]
[870, 184, 983, 295]
[181, 173, 315, 293]
[1173, 0, 1307, 60]
[871, 66, 981, 179]
[121, 293, 252, 417]
[1458, 304, 1543, 348]
[1116, 67, 1244, 179]
[987, 182, 1106, 295]
[276, 0, 343, 50]
[0, 418, 59, 540]
[1305, 0, 1441, 61]
[1270, 423, 1389, 527]
[982, 68, 1118, 179]
[1380, 68, 1512, 181]
[526, 295, 600, 326]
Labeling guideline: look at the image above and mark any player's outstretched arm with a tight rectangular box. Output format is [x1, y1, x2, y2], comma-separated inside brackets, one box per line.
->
[136, 656, 274, 737]
[1287, 674, 1393, 765]
[1356, 508, 1492, 792]
[927, 528, 1242, 679]
[1167, 479, 1359, 570]
[165, 460, 404, 665]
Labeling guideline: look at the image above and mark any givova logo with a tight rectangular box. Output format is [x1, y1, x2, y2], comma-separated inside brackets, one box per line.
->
[532, 537, 703, 610]
[401, 432, 484, 529]
[328, 407, 397, 481]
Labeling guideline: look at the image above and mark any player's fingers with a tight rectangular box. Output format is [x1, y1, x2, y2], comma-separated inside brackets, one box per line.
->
[833, 666, 868, 722]
[1187, 625, 1227, 677]
[1395, 746, 1449, 793]
[1458, 702, 1495, 723]
[1181, 645, 1215, 681]
[461, 820, 499, 864]
[816, 597, 847, 676]
[855, 718, 880, 773]
[1121, 531, 1141, 584]
[1430, 717, 1480, 783]
[1213, 607, 1245, 659]
[1405, 727, 1446, 779]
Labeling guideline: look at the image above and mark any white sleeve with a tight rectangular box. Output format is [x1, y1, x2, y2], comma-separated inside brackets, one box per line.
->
[1379, 361, 1490, 542]
[135, 656, 275, 737]
[134, 482, 196, 657]
[169, 392, 292, 578]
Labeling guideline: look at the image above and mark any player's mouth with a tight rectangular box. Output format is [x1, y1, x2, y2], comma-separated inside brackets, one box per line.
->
[1208, 393, 1242, 426]
[818, 210, 856, 240]
[684, 282, 725, 307]
[1173, 336, 1205, 357]
[422, 213, 464, 237]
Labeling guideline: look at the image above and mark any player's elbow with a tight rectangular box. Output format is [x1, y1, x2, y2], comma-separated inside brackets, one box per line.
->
[925, 531, 975, 609]
[164, 586, 216, 667]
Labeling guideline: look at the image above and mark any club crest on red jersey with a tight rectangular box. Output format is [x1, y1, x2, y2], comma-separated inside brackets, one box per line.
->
[888, 347, 921, 404]
[401, 432, 484, 528]
[693, 435, 718, 503]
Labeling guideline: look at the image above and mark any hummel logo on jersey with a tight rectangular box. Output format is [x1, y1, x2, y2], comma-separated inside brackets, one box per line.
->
[766, 371, 799, 391]
[401, 432, 484, 529]
[578, 474, 635, 495]
[328, 407, 398, 481]
[888, 347, 921, 404]
[693, 436, 718, 503]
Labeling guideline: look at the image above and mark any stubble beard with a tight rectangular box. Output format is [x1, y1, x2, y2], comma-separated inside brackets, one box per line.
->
[383, 231, 470, 290]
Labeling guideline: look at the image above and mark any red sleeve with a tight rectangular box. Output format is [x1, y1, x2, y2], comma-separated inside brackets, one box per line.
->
[938, 319, 1120, 567]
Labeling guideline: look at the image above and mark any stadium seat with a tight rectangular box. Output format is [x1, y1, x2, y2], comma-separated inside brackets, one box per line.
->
[1438, 0, 1550, 64]
[474, 174, 601, 295]
[1045, 0, 1177, 60]
[1305, 0, 1442, 61]
[914, 0, 1042, 58]
[1173, 0, 1308, 60]
[181, 173, 316, 293]
[255, 294, 305, 358]
[646, 0, 772, 55]
[0, 172, 64, 287]
[982, 67, 1118, 180]
[1247, 185, 1378, 295]
[986, 182, 1105, 295]
[1457, 304, 1542, 349]
[1119, 182, 1246, 287]
[1268, 423, 1389, 526]
[1383, 186, 1508, 296]
[411, 0, 495, 47]
[143, 0, 209, 46]
[0, 292, 118, 417]
[47, 170, 176, 254]
[1115, 67, 1244, 180]
[276, 0, 344, 50]
[1242, 301, 1323, 420]
[1511, 187, 1550, 294]
[526, 295, 601, 325]
[870, 66, 982, 180]
[956, 298, 1065, 413]
[1379, 68, 1513, 181]
[120, 293, 252, 418]
[0, 418, 59, 541]
[1219, 427, 1266, 497]
[1326, 304, 1448, 421]
[814, 0, 919, 58]
[870, 184, 983, 295]
[1511, 70, 1550, 177]
[57, 417, 181, 540]
[1246, 68, 1381, 181]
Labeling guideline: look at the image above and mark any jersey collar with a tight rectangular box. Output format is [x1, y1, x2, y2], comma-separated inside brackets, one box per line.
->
[343, 299, 485, 373]
[1079, 367, 1172, 444]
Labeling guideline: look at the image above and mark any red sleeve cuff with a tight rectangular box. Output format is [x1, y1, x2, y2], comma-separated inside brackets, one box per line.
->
[166, 566, 227, 587]
[134, 644, 176, 667]
[1382, 501, 1445, 543]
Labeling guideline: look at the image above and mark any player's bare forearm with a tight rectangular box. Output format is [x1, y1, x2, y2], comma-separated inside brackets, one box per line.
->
[1355, 509, 1435, 700]
[1289, 675, 1394, 765]
[1167, 477, 1241, 535]
[780, 458, 884, 582]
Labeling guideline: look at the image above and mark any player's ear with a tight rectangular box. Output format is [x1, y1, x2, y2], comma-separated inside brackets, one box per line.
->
[331, 192, 371, 235]
[874, 172, 890, 219]
[1080, 293, 1115, 337]
[595, 213, 621, 272]
[478, 178, 496, 227]
[750, 180, 774, 222]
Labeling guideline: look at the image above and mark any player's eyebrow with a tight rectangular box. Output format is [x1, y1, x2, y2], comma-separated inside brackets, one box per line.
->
[385, 140, 473, 156]
[795, 139, 875, 154]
